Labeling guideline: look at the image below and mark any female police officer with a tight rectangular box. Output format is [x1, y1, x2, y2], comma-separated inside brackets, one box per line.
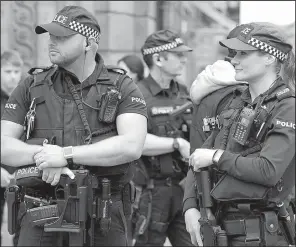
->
[187, 22, 295, 246]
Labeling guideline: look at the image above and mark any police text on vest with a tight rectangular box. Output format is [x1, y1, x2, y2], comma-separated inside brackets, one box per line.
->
[276, 120, 295, 129]
[5, 103, 16, 109]
[131, 97, 146, 106]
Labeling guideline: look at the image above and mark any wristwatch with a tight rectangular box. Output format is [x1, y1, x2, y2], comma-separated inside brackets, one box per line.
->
[63, 146, 74, 166]
[212, 149, 224, 165]
[173, 138, 179, 151]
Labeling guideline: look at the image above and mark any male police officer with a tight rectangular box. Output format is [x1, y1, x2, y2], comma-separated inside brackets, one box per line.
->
[132, 30, 194, 246]
[1, 6, 147, 246]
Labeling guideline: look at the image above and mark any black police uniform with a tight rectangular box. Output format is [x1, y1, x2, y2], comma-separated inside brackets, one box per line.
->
[187, 78, 295, 246]
[1, 90, 20, 247]
[2, 54, 147, 246]
[132, 74, 194, 246]
[184, 84, 246, 213]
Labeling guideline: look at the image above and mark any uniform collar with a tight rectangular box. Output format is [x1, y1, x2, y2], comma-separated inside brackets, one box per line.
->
[1, 89, 9, 100]
[56, 53, 110, 89]
[144, 74, 179, 97]
[241, 77, 285, 106]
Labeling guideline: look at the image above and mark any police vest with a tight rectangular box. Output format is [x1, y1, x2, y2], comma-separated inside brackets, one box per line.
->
[190, 84, 247, 152]
[137, 82, 192, 179]
[27, 65, 131, 181]
[208, 84, 295, 204]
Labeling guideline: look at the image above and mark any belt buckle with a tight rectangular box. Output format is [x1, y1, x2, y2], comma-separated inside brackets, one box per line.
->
[166, 177, 172, 187]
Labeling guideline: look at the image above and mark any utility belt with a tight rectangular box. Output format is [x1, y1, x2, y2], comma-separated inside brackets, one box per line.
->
[5, 173, 133, 239]
[220, 203, 295, 246]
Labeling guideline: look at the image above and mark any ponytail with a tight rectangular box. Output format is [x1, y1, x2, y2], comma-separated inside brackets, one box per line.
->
[281, 49, 295, 94]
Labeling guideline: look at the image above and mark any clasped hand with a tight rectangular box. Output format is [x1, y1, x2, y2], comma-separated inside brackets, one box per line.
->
[189, 148, 216, 171]
[34, 143, 75, 185]
[34, 142, 67, 170]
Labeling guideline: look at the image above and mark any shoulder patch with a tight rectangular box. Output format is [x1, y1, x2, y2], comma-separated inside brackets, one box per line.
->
[28, 65, 55, 75]
[106, 65, 127, 75]
[276, 88, 294, 100]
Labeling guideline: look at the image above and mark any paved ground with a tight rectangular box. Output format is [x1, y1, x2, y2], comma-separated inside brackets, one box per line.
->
[1, 202, 171, 246]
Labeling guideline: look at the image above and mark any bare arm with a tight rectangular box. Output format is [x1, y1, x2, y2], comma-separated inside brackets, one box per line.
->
[142, 133, 175, 156]
[72, 113, 147, 166]
[1, 120, 43, 167]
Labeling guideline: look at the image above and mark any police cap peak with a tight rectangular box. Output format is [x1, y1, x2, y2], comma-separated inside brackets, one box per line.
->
[35, 6, 101, 43]
[220, 22, 292, 62]
[141, 30, 193, 55]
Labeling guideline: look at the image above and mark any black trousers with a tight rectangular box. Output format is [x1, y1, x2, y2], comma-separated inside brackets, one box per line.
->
[134, 183, 194, 247]
[17, 199, 129, 246]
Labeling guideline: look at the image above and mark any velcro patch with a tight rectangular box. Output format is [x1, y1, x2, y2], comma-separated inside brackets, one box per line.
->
[15, 166, 41, 180]
[151, 106, 174, 116]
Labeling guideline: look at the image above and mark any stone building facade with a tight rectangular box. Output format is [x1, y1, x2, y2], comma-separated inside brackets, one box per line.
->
[1, 1, 241, 88]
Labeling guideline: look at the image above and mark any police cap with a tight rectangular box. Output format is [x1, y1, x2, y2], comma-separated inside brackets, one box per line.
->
[141, 30, 193, 56]
[35, 6, 101, 44]
[219, 22, 292, 62]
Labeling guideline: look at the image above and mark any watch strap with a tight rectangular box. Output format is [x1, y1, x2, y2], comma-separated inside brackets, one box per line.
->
[63, 146, 74, 166]
[212, 149, 224, 165]
[173, 138, 179, 150]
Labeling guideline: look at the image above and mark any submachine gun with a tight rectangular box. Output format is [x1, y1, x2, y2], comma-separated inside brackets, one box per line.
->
[194, 167, 228, 246]
[43, 169, 112, 247]
[168, 101, 193, 141]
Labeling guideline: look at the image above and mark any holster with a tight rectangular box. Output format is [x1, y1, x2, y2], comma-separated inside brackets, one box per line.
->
[132, 186, 153, 244]
[122, 182, 134, 217]
[5, 184, 21, 235]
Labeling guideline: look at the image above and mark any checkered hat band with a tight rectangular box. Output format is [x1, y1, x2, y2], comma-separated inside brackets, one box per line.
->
[247, 37, 287, 62]
[68, 20, 100, 43]
[143, 40, 183, 55]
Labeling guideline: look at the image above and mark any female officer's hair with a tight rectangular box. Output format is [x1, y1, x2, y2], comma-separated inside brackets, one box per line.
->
[1, 50, 24, 68]
[281, 49, 295, 94]
[118, 55, 145, 81]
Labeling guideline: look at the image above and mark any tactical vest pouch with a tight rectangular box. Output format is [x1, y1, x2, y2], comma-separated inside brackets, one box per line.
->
[159, 154, 175, 177]
[211, 174, 271, 202]
[98, 87, 121, 123]
[260, 211, 279, 246]
[27, 204, 59, 226]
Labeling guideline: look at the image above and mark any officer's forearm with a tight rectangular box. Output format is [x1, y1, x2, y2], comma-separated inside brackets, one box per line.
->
[142, 133, 174, 156]
[1, 136, 43, 167]
[72, 135, 142, 167]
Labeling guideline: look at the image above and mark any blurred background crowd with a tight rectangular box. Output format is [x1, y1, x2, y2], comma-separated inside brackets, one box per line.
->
[1, 1, 295, 246]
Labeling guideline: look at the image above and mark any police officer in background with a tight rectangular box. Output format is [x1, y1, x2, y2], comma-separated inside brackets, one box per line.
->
[187, 22, 295, 246]
[1, 6, 147, 246]
[117, 54, 146, 84]
[132, 30, 194, 246]
[1, 50, 25, 247]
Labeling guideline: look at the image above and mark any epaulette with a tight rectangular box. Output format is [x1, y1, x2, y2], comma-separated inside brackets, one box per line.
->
[264, 87, 295, 103]
[28, 65, 55, 75]
[106, 65, 127, 75]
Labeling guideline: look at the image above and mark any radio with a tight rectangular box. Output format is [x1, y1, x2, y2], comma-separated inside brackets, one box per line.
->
[233, 107, 256, 145]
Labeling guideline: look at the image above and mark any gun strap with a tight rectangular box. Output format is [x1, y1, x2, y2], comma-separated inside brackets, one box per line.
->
[65, 75, 92, 144]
